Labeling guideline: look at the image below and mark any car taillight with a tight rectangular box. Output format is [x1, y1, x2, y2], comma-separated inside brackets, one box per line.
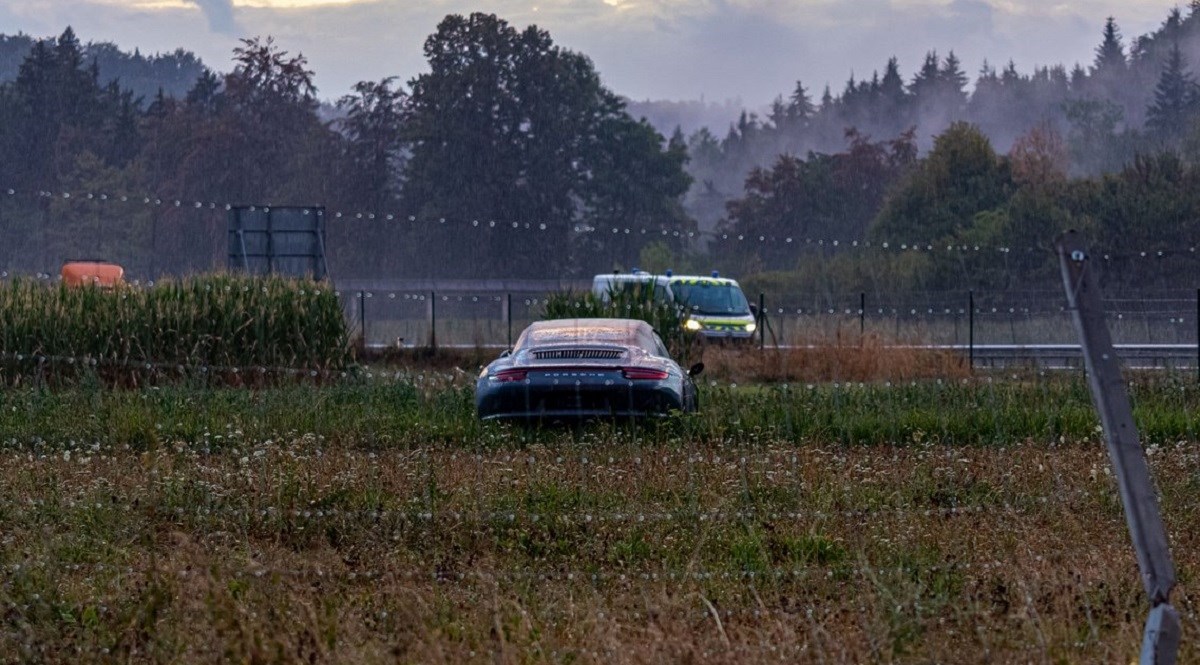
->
[490, 368, 528, 382]
[622, 367, 668, 381]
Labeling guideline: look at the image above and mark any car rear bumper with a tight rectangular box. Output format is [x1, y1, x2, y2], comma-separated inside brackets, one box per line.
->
[477, 381, 685, 421]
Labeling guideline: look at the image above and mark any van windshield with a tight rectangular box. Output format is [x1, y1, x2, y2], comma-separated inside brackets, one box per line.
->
[673, 283, 751, 316]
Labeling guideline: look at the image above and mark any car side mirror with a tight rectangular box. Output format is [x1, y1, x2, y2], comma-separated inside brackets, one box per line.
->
[688, 362, 705, 377]
[749, 303, 759, 317]
[499, 349, 511, 358]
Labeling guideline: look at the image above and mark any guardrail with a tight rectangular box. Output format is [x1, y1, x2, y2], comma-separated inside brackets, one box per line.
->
[365, 341, 1200, 370]
[923, 344, 1197, 369]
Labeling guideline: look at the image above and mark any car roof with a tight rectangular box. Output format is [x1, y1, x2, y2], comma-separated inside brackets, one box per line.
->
[519, 318, 654, 348]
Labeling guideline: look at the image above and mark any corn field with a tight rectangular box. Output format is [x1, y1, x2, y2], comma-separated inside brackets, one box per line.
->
[0, 275, 350, 374]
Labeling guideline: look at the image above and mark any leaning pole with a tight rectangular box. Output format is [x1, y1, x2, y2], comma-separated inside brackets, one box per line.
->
[1055, 230, 1180, 664]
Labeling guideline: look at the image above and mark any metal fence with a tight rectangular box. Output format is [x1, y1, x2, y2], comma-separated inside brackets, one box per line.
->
[331, 281, 1200, 368]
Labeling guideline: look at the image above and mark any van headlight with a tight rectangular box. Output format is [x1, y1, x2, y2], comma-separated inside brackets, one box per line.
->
[745, 322, 757, 333]
[684, 319, 703, 331]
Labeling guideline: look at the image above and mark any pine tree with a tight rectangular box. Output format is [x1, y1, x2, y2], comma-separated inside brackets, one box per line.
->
[788, 80, 814, 121]
[842, 72, 857, 100]
[185, 70, 221, 114]
[940, 51, 969, 96]
[1070, 63, 1088, 90]
[5, 29, 111, 190]
[146, 87, 171, 119]
[768, 95, 788, 128]
[1001, 60, 1020, 85]
[1164, 7, 1183, 36]
[1146, 44, 1198, 145]
[1093, 17, 1126, 74]
[54, 26, 83, 72]
[910, 51, 940, 98]
[879, 57, 905, 104]
[968, 60, 1000, 116]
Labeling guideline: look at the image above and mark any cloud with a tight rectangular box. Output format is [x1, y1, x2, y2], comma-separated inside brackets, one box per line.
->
[188, 0, 237, 33]
[0, 0, 1182, 105]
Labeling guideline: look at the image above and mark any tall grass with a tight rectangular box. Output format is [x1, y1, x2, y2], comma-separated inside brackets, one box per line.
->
[0, 274, 350, 374]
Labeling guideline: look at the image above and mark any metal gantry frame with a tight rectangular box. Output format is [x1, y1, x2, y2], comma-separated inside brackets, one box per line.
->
[227, 205, 328, 280]
[1055, 230, 1180, 665]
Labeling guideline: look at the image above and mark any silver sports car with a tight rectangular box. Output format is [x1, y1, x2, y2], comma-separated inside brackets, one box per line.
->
[475, 318, 703, 421]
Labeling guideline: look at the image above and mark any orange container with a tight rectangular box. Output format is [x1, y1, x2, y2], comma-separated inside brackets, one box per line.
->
[61, 262, 124, 287]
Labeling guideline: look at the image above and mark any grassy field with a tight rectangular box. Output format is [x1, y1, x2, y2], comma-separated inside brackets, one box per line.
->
[1, 365, 1199, 663]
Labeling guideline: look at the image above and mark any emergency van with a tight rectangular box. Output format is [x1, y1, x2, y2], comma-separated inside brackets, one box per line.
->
[591, 269, 757, 341]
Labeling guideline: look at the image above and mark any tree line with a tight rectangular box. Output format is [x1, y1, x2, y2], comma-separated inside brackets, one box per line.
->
[716, 122, 1200, 295]
[684, 5, 1200, 235]
[2, 9, 1200, 290]
[0, 18, 690, 279]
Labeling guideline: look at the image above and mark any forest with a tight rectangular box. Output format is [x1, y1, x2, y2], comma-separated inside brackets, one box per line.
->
[2, 7, 1200, 289]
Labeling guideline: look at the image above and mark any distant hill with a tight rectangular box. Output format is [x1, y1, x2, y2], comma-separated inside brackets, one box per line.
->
[0, 32, 208, 104]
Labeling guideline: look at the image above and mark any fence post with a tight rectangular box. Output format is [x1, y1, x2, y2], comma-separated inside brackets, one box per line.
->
[358, 291, 367, 348]
[507, 293, 513, 349]
[1056, 231, 1179, 665]
[758, 293, 766, 350]
[859, 292, 866, 341]
[968, 290, 975, 369]
[1195, 287, 1198, 384]
[39, 196, 49, 275]
[429, 290, 437, 350]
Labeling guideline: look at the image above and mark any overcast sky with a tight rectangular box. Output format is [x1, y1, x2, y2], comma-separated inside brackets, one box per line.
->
[0, 1, 1184, 106]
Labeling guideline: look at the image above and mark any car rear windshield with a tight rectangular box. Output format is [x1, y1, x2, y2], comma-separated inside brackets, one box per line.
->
[672, 283, 751, 316]
[518, 325, 640, 350]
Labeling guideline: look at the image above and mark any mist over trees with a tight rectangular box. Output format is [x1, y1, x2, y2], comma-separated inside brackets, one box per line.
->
[2, 8, 1200, 291]
[680, 6, 1200, 233]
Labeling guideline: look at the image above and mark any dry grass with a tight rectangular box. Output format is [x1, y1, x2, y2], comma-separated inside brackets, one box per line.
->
[1, 424, 1197, 663]
[359, 333, 970, 386]
[701, 333, 970, 384]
